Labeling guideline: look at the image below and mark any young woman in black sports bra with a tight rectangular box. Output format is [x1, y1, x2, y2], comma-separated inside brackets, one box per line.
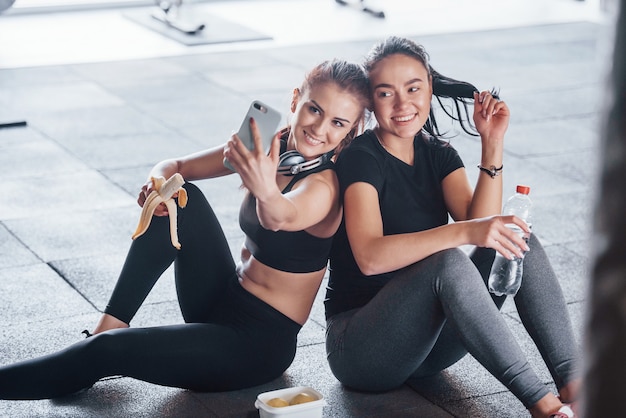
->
[0, 59, 370, 400]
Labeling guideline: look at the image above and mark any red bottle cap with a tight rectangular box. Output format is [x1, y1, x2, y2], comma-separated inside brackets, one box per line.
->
[516, 185, 530, 194]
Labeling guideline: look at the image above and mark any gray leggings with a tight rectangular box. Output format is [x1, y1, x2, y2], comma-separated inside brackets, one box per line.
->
[325, 235, 579, 408]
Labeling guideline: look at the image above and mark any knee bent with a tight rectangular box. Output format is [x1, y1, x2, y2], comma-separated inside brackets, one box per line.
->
[428, 248, 476, 279]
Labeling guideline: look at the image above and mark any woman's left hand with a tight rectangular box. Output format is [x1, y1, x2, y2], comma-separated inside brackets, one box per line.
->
[473, 91, 510, 142]
[223, 117, 281, 200]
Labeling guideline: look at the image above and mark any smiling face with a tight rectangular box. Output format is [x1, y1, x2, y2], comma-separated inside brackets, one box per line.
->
[288, 81, 363, 159]
[368, 53, 433, 141]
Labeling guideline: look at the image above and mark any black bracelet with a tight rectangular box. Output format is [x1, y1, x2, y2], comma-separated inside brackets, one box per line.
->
[477, 164, 503, 178]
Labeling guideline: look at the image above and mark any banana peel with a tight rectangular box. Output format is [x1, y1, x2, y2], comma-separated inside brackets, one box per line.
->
[131, 173, 188, 249]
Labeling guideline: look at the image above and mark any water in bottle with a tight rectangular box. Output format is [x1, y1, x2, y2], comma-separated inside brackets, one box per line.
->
[488, 185, 532, 296]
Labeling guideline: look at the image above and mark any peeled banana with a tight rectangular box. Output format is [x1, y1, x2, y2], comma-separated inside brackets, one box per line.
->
[131, 173, 188, 249]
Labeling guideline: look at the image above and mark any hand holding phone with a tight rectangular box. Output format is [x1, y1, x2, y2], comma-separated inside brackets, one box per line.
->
[224, 100, 282, 171]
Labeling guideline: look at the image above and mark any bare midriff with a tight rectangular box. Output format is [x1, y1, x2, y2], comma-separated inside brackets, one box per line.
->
[237, 246, 325, 326]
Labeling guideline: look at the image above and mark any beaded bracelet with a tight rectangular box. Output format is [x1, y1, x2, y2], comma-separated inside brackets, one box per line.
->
[477, 164, 503, 178]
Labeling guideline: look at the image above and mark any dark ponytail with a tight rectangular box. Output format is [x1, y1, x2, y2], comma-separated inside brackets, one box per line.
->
[430, 69, 500, 137]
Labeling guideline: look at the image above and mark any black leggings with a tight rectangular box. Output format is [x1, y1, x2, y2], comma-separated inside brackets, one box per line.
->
[0, 183, 301, 400]
[326, 236, 579, 408]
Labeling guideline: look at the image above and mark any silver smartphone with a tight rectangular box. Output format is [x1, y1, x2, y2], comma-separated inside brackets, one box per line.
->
[224, 100, 282, 171]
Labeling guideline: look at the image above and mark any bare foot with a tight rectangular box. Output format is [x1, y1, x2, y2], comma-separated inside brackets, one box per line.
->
[559, 379, 581, 415]
[529, 392, 564, 418]
[558, 379, 581, 404]
[92, 314, 129, 335]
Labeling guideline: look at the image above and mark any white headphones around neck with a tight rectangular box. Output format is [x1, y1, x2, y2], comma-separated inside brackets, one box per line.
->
[277, 150, 335, 176]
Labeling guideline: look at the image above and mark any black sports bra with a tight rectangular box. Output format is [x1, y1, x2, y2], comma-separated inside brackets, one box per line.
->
[239, 159, 335, 273]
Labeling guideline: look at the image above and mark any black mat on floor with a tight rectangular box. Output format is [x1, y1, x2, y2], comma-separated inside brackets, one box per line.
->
[124, 8, 272, 46]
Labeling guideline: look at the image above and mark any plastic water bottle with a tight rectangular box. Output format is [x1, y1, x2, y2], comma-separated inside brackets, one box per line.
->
[488, 185, 532, 296]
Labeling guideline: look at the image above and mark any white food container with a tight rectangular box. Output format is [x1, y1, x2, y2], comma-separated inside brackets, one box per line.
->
[255, 386, 326, 418]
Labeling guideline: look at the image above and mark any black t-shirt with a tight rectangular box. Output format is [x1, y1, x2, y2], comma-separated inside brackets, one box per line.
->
[325, 129, 464, 318]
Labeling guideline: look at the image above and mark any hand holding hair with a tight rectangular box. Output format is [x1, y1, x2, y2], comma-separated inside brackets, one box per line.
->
[472, 91, 510, 141]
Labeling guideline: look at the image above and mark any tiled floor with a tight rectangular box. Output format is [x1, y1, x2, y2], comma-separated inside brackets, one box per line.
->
[0, 0, 613, 417]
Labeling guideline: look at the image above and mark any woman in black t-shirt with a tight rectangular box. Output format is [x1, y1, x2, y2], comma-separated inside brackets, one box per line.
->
[325, 36, 580, 418]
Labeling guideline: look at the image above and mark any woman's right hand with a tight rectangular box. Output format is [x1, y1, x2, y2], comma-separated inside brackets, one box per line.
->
[468, 215, 530, 259]
[135, 145, 233, 216]
[137, 179, 171, 217]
